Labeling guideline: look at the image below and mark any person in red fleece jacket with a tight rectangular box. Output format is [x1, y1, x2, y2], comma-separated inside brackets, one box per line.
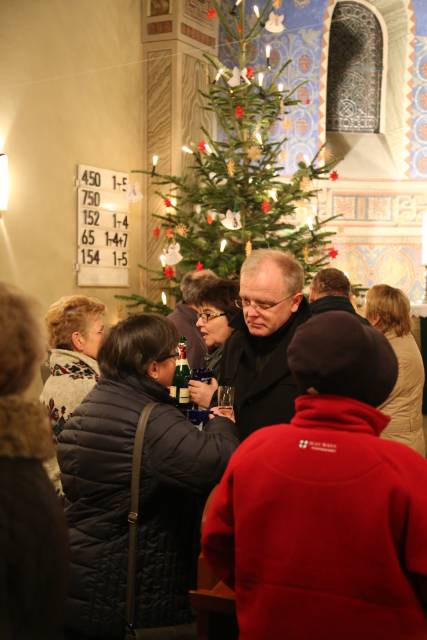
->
[202, 310, 427, 640]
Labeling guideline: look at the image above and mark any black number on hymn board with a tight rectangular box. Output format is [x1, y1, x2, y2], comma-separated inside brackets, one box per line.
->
[82, 190, 100, 206]
[80, 249, 100, 265]
[104, 232, 128, 248]
[112, 214, 129, 229]
[83, 209, 100, 226]
[112, 175, 128, 191]
[81, 229, 95, 245]
[113, 251, 128, 267]
[81, 170, 101, 187]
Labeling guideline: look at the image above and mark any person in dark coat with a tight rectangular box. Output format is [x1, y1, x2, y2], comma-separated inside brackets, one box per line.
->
[58, 313, 238, 640]
[219, 249, 310, 441]
[188, 278, 239, 409]
[309, 266, 369, 323]
[203, 311, 427, 640]
[0, 282, 69, 640]
[168, 269, 217, 370]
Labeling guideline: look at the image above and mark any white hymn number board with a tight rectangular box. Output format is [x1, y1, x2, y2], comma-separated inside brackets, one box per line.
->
[76, 164, 130, 287]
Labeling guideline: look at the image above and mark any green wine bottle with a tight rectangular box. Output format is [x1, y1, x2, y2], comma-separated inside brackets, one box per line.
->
[170, 337, 192, 411]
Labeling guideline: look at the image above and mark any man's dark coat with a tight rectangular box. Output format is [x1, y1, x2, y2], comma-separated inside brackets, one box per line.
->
[310, 295, 369, 324]
[219, 298, 311, 441]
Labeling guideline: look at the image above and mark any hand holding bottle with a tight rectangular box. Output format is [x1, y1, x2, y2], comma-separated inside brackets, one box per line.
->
[189, 377, 218, 409]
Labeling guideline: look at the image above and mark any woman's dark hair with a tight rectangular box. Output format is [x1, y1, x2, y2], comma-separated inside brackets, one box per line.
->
[98, 313, 178, 381]
[195, 279, 239, 320]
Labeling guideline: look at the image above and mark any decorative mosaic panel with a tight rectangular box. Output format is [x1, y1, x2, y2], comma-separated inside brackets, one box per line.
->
[410, 36, 427, 179]
[331, 240, 424, 303]
[332, 192, 427, 224]
[326, 2, 383, 133]
[149, 0, 170, 17]
[184, 0, 211, 25]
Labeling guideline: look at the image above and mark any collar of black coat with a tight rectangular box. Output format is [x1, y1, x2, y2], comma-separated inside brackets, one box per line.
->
[310, 295, 356, 315]
[170, 302, 197, 320]
[109, 373, 177, 405]
[225, 297, 311, 399]
[310, 296, 369, 324]
[0, 396, 55, 460]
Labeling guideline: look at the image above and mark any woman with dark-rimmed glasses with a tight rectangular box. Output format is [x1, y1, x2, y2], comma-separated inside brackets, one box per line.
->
[58, 313, 238, 640]
[188, 279, 239, 410]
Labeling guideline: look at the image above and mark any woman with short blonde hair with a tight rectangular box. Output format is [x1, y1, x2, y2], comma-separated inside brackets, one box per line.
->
[366, 284, 425, 456]
[45, 295, 106, 352]
[41, 295, 107, 493]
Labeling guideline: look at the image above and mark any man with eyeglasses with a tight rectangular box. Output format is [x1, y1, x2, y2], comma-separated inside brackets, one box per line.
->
[219, 249, 310, 440]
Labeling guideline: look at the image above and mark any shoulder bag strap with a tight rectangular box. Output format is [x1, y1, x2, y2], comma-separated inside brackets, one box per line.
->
[125, 401, 157, 637]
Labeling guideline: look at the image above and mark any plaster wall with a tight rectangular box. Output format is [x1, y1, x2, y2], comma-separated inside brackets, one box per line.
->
[0, 0, 144, 321]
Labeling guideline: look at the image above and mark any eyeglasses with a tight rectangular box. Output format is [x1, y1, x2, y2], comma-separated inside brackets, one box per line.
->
[197, 311, 227, 322]
[157, 352, 177, 362]
[234, 292, 297, 312]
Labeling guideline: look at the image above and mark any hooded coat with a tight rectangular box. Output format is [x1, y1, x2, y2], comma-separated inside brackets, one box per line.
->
[203, 394, 427, 640]
[0, 396, 69, 640]
[58, 375, 238, 639]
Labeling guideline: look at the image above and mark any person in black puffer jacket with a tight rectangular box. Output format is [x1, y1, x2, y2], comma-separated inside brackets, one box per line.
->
[58, 313, 238, 640]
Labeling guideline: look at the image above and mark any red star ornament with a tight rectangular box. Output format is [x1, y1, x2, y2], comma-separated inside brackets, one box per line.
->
[235, 105, 244, 119]
[196, 261, 204, 271]
[207, 7, 216, 19]
[152, 226, 161, 238]
[329, 170, 339, 181]
[163, 266, 175, 278]
[261, 200, 271, 213]
[198, 140, 206, 153]
[328, 247, 339, 259]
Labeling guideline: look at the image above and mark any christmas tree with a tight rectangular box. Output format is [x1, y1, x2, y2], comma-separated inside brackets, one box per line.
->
[123, 0, 339, 314]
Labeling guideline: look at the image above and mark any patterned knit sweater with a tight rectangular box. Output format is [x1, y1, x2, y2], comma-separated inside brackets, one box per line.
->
[40, 349, 100, 494]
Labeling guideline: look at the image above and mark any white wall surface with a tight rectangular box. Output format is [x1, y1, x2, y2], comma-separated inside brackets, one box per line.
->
[0, 0, 144, 322]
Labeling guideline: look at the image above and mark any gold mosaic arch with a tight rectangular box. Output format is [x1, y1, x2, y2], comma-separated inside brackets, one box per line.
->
[318, 0, 415, 176]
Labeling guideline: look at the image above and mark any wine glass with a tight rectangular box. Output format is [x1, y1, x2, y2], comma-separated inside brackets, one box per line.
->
[217, 386, 235, 419]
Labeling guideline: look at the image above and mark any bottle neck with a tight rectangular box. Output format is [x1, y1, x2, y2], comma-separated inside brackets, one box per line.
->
[176, 343, 188, 364]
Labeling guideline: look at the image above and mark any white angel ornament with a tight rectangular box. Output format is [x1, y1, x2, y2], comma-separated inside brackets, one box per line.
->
[163, 242, 183, 266]
[227, 66, 241, 88]
[220, 209, 242, 230]
[265, 11, 285, 33]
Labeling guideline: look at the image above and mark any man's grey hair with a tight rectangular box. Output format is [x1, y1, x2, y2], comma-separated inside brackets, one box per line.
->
[241, 249, 304, 294]
[180, 269, 217, 304]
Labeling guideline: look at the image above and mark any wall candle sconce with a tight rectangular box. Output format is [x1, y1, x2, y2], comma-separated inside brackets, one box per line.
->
[0, 154, 8, 211]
